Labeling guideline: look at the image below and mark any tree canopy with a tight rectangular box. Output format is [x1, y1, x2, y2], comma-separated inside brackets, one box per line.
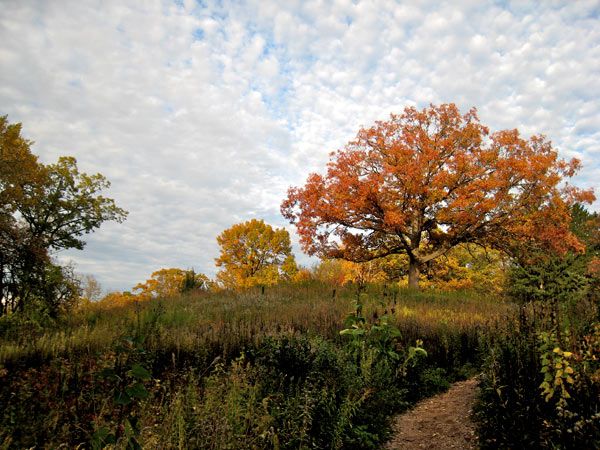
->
[0, 115, 127, 317]
[133, 268, 210, 300]
[215, 219, 297, 289]
[281, 103, 595, 288]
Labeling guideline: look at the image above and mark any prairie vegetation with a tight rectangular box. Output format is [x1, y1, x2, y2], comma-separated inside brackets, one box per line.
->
[1, 282, 514, 448]
[2, 281, 598, 448]
[1, 106, 598, 448]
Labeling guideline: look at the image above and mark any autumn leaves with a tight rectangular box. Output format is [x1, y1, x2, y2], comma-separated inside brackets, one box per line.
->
[5, 100, 594, 306]
[281, 103, 595, 288]
[135, 103, 595, 294]
[215, 219, 298, 289]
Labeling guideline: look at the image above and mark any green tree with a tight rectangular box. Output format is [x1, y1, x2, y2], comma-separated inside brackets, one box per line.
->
[215, 219, 297, 289]
[508, 204, 599, 303]
[0, 115, 127, 317]
[180, 269, 212, 294]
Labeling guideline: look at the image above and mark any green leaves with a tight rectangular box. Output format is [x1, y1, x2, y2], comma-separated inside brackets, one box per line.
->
[91, 426, 116, 450]
[339, 300, 419, 370]
[1, 115, 127, 319]
[20, 155, 128, 251]
[107, 361, 152, 406]
[128, 363, 152, 381]
[339, 326, 366, 337]
[93, 337, 152, 448]
[125, 382, 149, 400]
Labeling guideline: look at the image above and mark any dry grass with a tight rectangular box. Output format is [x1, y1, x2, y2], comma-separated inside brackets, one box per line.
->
[0, 282, 514, 368]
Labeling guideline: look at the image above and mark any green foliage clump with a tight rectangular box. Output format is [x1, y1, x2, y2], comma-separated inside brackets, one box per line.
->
[507, 204, 599, 305]
[508, 255, 589, 304]
[474, 301, 600, 449]
[142, 333, 423, 450]
[0, 115, 127, 320]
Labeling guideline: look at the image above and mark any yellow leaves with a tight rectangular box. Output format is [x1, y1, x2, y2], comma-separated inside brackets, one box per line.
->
[99, 291, 137, 308]
[417, 244, 507, 293]
[215, 219, 296, 290]
[291, 268, 312, 283]
[133, 268, 188, 300]
[552, 347, 573, 358]
[312, 259, 351, 285]
[539, 330, 582, 409]
[98, 268, 211, 307]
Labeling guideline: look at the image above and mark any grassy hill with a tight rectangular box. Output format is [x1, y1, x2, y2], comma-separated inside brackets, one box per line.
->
[0, 283, 509, 448]
[1, 282, 597, 449]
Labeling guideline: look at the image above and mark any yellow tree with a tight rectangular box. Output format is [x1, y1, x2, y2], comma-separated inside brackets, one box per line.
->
[98, 291, 136, 308]
[311, 259, 351, 285]
[215, 219, 297, 289]
[417, 244, 508, 293]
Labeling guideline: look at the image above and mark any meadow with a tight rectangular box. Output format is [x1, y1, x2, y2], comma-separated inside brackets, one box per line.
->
[0, 282, 518, 449]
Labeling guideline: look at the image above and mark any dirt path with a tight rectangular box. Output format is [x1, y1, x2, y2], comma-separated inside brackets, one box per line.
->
[385, 378, 479, 450]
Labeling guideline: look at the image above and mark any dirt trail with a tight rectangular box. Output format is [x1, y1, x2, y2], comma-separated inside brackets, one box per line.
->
[385, 378, 479, 450]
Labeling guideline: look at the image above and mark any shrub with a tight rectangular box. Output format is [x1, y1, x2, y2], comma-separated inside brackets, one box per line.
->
[474, 302, 600, 449]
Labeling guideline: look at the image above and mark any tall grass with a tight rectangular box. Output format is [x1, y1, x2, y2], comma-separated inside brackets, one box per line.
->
[0, 281, 514, 449]
[0, 282, 513, 368]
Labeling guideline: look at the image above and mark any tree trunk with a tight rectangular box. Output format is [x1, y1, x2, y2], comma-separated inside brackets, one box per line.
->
[408, 258, 420, 290]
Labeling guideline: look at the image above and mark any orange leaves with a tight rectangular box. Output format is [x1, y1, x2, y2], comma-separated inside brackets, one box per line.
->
[97, 268, 211, 308]
[133, 268, 189, 300]
[383, 209, 406, 228]
[281, 103, 595, 288]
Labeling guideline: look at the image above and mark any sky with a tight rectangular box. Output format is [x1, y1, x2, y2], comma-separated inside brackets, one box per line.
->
[1, 0, 599, 293]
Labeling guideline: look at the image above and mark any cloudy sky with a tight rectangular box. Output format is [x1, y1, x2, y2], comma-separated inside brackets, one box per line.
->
[1, 0, 599, 292]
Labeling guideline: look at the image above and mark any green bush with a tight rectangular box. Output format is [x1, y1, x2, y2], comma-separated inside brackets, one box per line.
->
[474, 303, 600, 449]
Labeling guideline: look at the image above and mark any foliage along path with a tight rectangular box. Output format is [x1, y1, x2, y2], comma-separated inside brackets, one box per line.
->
[385, 378, 479, 449]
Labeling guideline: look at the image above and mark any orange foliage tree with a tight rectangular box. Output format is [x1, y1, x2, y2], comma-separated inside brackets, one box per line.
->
[282, 104, 595, 289]
[215, 219, 298, 289]
[99, 291, 137, 308]
[133, 268, 210, 300]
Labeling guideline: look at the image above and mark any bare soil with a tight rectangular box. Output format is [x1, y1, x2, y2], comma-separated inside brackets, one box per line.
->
[385, 378, 479, 450]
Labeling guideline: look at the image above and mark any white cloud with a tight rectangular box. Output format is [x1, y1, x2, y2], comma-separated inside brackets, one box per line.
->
[1, 0, 598, 291]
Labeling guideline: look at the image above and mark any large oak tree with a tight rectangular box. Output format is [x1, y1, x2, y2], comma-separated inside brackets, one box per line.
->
[281, 104, 595, 289]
